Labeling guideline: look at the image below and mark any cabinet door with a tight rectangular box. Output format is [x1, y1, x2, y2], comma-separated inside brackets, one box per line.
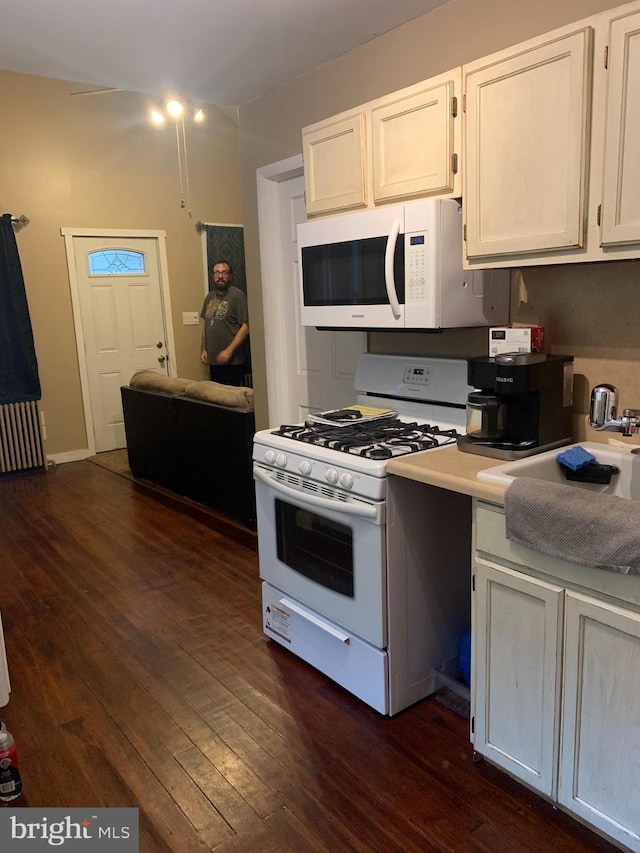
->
[473, 560, 563, 796]
[302, 113, 367, 216]
[601, 10, 640, 246]
[559, 591, 640, 851]
[464, 28, 592, 259]
[371, 75, 458, 203]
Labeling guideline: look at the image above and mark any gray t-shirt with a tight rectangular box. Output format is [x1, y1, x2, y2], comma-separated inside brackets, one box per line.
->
[200, 285, 249, 366]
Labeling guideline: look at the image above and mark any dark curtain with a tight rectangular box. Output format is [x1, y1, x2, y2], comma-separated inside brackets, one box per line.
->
[203, 223, 251, 379]
[0, 214, 41, 404]
[204, 224, 246, 292]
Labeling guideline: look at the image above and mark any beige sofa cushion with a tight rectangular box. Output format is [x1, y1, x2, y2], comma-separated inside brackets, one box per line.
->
[129, 370, 191, 394]
[183, 380, 254, 410]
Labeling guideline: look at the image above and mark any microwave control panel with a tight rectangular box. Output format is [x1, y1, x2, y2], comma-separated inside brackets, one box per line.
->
[405, 232, 427, 303]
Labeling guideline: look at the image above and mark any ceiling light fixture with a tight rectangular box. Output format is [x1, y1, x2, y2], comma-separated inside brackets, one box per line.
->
[149, 98, 205, 216]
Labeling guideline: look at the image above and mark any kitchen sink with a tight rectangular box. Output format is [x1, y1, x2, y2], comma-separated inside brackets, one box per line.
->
[477, 442, 640, 500]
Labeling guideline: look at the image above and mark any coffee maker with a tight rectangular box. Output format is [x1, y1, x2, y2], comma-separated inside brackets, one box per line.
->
[457, 353, 574, 459]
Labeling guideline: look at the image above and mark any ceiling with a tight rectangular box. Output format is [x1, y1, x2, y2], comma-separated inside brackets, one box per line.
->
[0, 0, 451, 107]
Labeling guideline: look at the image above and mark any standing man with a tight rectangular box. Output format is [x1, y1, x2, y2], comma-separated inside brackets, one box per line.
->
[200, 260, 249, 387]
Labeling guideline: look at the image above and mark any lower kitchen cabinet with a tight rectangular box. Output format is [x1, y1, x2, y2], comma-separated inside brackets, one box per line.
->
[473, 560, 563, 797]
[473, 502, 640, 852]
[559, 591, 640, 850]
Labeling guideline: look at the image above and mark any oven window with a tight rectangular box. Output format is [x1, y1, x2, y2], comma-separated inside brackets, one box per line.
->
[275, 499, 354, 597]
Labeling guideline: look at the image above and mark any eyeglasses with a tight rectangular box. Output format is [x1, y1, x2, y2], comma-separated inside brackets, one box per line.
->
[213, 270, 231, 278]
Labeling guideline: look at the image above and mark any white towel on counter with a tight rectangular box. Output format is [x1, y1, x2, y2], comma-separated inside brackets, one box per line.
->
[504, 477, 640, 573]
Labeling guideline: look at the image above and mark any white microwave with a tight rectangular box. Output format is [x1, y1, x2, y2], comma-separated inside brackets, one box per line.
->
[297, 199, 510, 330]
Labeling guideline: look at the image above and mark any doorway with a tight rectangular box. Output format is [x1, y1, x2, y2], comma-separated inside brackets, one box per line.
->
[257, 155, 365, 426]
[62, 229, 175, 454]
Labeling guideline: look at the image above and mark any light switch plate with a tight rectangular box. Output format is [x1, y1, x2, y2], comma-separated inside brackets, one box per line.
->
[183, 311, 199, 325]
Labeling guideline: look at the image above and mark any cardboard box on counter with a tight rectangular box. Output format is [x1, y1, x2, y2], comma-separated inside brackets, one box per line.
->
[489, 326, 546, 356]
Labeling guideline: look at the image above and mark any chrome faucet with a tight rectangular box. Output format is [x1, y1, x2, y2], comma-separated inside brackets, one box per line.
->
[589, 384, 640, 436]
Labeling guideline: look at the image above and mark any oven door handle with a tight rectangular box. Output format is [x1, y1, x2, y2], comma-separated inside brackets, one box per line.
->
[279, 597, 350, 643]
[253, 465, 380, 521]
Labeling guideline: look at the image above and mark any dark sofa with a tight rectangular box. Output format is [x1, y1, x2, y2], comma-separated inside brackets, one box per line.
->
[121, 375, 256, 526]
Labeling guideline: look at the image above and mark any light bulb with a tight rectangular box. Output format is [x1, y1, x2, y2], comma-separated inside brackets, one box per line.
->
[194, 108, 205, 123]
[150, 109, 165, 124]
[166, 100, 183, 117]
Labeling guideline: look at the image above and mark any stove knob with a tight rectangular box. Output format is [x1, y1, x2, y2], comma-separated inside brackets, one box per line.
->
[299, 460, 312, 475]
[340, 472, 354, 490]
[325, 467, 339, 485]
[264, 449, 276, 465]
[276, 452, 288, 468]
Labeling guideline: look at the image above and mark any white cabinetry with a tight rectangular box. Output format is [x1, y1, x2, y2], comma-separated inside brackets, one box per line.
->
[463, 0, 640, 268]
[302, 68, 461, 217]
[473, 561, 562, 797]
[302, 113, 368, 216]
[370, 73, 459, 204]
[559, 592, 640, 851]
[463, 26, 593, 261]
[474, 501, 640, 852]
[601, 8, 640, 246]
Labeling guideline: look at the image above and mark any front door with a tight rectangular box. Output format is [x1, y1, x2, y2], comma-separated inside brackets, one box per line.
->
[72, 236, 168, 452]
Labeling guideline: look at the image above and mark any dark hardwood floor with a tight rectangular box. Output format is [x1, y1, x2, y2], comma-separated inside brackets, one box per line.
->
[0, 462, 620, 852]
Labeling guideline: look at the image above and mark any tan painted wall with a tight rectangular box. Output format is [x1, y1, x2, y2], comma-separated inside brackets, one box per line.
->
[239, 0, 639, 437]
[0, 70, 243, 456]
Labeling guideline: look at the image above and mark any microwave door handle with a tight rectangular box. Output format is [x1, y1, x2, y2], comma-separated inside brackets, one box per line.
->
[384, 218, 402, 320]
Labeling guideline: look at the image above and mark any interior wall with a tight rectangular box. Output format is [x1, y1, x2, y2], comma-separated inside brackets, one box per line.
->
[0, 70, 243, 456]
[238, 0, 633, 432]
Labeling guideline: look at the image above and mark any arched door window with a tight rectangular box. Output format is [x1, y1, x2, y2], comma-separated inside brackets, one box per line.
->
[87, 249, 146, 275]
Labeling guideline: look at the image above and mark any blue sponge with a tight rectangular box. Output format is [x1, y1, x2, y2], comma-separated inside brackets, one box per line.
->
[556, 446, 596, 472]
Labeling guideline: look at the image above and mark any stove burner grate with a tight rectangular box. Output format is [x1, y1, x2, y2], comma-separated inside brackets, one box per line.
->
[272, 420, 460, 459]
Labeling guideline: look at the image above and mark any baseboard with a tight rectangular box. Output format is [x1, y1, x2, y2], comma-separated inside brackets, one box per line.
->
[47, 448, 93, 466]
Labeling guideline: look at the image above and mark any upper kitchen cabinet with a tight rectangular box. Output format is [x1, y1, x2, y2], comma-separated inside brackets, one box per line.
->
[463, 26, 593, 262]
[462, 0, 640, 269]
[370, 69, 461, 204]
[600, 7, 640, 246]
[302, 112, 368, 216]
[302, 68, 462, 217]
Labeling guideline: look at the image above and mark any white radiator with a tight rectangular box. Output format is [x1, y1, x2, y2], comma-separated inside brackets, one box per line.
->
[0, 401, 45, 474]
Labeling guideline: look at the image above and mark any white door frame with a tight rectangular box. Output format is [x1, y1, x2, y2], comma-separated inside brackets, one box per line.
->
[61, 227, 175, 457]
[257, 154, 304, 426]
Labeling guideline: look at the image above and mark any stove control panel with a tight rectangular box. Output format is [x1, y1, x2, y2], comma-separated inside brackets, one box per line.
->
[253, 438, 386, 501]
[253, 430, 386, 500]
[403, 364, 433, 386]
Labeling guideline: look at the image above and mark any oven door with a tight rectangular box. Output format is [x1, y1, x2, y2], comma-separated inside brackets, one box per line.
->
[253, 463, 387, 648]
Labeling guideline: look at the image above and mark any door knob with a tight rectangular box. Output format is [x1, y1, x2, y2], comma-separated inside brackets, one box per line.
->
[158, 355, 166, 363]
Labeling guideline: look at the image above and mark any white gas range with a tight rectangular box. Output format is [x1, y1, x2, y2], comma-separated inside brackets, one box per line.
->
[253, 354, 473, 715]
